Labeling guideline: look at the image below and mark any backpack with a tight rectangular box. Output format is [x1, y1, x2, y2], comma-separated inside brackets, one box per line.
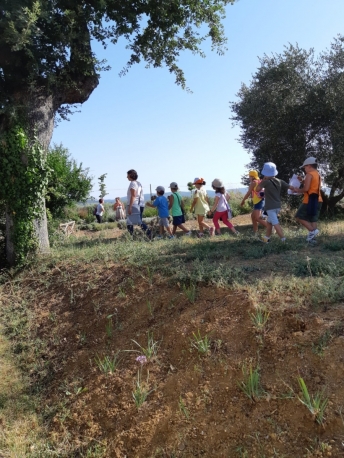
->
[93, 205, 97, 216]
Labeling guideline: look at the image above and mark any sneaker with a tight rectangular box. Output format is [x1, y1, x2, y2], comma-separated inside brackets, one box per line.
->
[168, 235, 175, 239]
[261, 236, 270, 243]
[197, 232, 204, 238]
[280, 237, 286, 243]
[233, 231, 240, 236]
[184, 231, 191, 236]
[209, 227, 215, 236]
[306, 229, 320, 242]
[155, 235, 163, 240]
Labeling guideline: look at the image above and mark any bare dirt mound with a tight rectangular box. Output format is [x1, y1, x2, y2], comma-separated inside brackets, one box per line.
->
[11, 258, 344, 457]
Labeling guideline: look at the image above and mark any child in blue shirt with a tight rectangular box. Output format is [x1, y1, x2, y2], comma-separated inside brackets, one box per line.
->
[145, 186, 174, 239]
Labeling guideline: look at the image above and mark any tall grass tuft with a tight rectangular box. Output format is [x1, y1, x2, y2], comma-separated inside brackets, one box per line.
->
[238, 364, 263, 402]
[297, 377, 328, 425]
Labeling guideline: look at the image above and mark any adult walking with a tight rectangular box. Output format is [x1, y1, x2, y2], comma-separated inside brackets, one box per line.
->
[293, 157, 322, 242]
[95, 198, 105, 223]
[126, 169, 150, 236]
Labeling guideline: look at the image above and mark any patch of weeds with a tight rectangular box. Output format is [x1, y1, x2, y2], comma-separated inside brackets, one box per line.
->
[94, 352, 121, 374]
[190, 330, 211, 355]
[117, 287, 126, 298]
[238, 364, 263, 402]
[235, 445, 249, 457]
[297, 377, 328, 425]
[78, 331, 87, 345]
[310, 276, 344, 307]
[178, 396, 190, 419]
[293, 257, 344, 277]
[323, 240, 344, 252]
[312, 330, 332, 356]
[132, 369, 154, 409]
[250, 305, 270, 333]
[81, 443, 107, 457]
[131, 331, 160, 360]
[183, 283, 197, 303]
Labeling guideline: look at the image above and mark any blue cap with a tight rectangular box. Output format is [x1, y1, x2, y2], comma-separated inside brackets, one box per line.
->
[261, 162, 278, 177]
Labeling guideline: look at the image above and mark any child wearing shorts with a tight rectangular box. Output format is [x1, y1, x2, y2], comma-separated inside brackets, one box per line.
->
[168, 182, 191, 236]
[256, 162, 293, 243]
[209, 178, 239, 236]
[189, 177, 214, 237]
[146, 186, 174, 239]
[240, 170, 267, 236]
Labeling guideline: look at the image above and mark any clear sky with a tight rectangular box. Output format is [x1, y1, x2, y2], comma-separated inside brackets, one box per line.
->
[51, 0, 344, 199]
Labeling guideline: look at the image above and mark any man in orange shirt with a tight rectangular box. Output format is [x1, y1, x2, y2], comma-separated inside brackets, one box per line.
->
[293, 157, 322, 242]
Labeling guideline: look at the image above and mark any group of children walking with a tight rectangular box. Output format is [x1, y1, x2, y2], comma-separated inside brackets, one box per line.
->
[146, 178, 240, 239]
[145, 156, 323, 243]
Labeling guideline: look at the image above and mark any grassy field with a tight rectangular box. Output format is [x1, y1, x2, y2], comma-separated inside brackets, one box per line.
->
[0, 217, 344, 457]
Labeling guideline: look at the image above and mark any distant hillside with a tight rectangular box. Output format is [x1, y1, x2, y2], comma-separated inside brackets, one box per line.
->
[85, 188, 247, 205]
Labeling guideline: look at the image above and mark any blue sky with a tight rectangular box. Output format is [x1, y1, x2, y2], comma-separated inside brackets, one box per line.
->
[51, 0, 344, 199]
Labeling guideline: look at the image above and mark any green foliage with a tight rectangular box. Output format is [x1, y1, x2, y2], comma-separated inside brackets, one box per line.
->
[45, 144, 93, 219]
[238, 364, 263, 402]
[249, 305, 270, 332]
[297, 377, 328, 425]
[0, 126, 50, 264]
[132, 369, 154, 409]
[131, 332, 160, 360]
[190, 330, 211, 354]
[94, 353, 121, 375]
[98, 174, 108, 199]
[231, 39, 344, 209]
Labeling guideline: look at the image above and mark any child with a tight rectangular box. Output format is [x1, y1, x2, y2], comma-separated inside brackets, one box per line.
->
[146, 186, 174, 239]
[209, 178, 239, 236]
[168, 182, 191, 236]
[240, 170, 267, 236]
[190, 177, 214, 237]
[256, 162, 293, 243]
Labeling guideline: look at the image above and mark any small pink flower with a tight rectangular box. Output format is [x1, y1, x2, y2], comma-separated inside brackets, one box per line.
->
[136, 355, 147, 365]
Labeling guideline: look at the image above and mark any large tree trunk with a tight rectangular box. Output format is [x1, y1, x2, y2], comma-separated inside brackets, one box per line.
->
[5, 90, 54, 265]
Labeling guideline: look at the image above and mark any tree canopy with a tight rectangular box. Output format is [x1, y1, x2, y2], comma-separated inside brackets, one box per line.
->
[0, 0, 235, 119]
[230, 37, 344, 210]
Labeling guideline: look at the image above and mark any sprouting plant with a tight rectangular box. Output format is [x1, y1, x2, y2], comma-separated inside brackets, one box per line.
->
[94, 352, 121, 374]
[297, 377, 328, 425]
[190, 330, 211, 354]
[147, 300, 154, 316]
[48, 311, 57, 322]
[250, 305, 270, 332]
[131, 331, 160, 360]
[78, 331, 87, 345]
[105, 315, 113, 338]
[238, 364, 262, 402]
[178, 396, 190, 419]
[117, 287, 126, 298]
[183, 284, 197, 303]
[312, 330, 332, 356]
[132, 369, 154, 409]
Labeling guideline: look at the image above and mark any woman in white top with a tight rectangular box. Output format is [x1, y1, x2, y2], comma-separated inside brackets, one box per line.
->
[126, 169, 149, 236]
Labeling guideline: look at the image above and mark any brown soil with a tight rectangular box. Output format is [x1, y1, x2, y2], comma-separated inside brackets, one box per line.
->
[15, 250, 344, 457]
